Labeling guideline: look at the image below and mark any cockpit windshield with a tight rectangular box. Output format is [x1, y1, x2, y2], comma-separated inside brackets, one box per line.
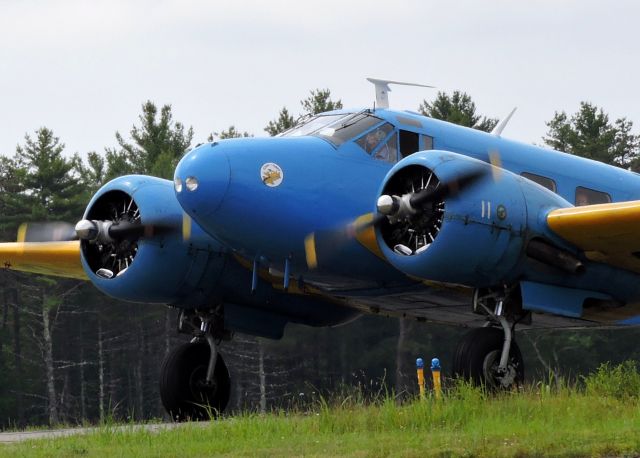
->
[282, 114, 346, 138]
[281, 111, 384, 147]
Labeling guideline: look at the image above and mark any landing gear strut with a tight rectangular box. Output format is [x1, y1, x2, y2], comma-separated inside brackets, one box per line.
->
[453, 287, 526, 389]
[160, 308, 231, 420]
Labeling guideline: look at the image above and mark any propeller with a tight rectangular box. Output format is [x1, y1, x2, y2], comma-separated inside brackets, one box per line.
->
[16, 214, 192, 244]
[15, 192, 193, 279]
[16, 219, 176, 243]
[304, 167, 487, 269]
[17, 222, 77, 243]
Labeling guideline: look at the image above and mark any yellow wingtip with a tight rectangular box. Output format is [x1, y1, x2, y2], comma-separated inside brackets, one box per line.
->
[304, 233, 318, 269]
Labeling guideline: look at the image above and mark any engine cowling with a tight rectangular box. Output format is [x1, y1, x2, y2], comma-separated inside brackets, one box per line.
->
[80, 175, 225, 305]
[375, 151, 571, 287]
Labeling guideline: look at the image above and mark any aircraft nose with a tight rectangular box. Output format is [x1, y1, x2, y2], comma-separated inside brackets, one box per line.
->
[174, 143, 230, 217]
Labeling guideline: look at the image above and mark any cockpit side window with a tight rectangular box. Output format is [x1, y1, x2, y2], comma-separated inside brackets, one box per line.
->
[374, 134, 398, 163]
[356, 123, 393, 153]
[356, 123, 398, 163]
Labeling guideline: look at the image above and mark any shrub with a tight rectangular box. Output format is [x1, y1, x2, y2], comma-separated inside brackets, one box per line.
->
[584, 360, 640, 399]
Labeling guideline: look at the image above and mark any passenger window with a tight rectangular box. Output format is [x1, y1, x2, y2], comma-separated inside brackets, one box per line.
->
[399, 130, 420, 158]
[575, 186, 611, 206]
[521, 172, 557, 192]
[421, 135, 433, 151]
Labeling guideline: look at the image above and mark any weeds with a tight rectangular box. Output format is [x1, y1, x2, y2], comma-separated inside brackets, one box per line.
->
[584, 360, 640, 399]
[4, 362, 640, 457]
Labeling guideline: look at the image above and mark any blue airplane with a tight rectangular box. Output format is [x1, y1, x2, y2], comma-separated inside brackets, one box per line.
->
[3, 78, 640, 420]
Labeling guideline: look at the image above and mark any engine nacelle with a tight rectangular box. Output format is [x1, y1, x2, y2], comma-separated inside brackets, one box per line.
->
[375, 151, 571, 287]
[80, 175, 225, 305]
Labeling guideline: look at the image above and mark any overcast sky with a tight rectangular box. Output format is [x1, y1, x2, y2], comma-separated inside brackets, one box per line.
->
[1, 0, 639, 158]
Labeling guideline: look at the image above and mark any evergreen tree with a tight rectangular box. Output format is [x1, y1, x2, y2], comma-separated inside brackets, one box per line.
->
[207, 125, 253, 141]
[14, 128, 86, 222]
[264, 88, 343, 136]
[543, 102, 640, 169]
[113, 101, 194, 179]
[0, 156, 28, 240]
[264, 107, 296, 137]
[419, 91, 498, 132]
[300, 88, 343, 116]
[74, 152, 105, 193]
[1, 128, 88, 426]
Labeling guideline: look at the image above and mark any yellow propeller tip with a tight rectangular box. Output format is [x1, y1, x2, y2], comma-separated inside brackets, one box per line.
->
[304, 233, 318, 269]
[489, 151, 502, 181]
[182, 213, 192, 241]
[17, 223, 28, 243]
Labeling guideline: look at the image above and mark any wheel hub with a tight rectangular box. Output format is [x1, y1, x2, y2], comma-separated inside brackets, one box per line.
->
[483, 349, 517, 388]
[189, 365, 217, 401]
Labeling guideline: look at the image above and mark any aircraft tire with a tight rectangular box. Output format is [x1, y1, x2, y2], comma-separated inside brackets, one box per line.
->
[160, 341, 231, 421]
[452, 327, 524, 389]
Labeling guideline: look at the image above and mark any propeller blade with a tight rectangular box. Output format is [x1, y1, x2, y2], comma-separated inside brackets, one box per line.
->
[488, 150, 502, 181]
[74, 218, 182, 243]
[304, 213, 386, 270]
[409, 169, 485, 209]
[305, 168, 488, 268]
[17, 222, 77, 243]
[106, 221, 147, 239]
[304, 233, 318, 269]
[182, 213, 192, 241]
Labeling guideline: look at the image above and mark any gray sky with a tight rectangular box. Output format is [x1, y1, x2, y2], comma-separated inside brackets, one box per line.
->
[1, 0, 639, 159]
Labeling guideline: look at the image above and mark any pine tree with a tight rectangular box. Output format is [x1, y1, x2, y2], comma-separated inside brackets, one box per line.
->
[419, 91, 498, 132]
[14, 128, 86, 222]
[207, 125, 253, 141]
[112, 101, 194, 179]
[543, 102, 640, 169]
[264, 88, 343, 136]
[264, 107, 296, 136]
[300, 88, 343, 116]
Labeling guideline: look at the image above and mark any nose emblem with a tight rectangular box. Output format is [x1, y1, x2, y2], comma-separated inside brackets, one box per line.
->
[260, 163, 284, 187]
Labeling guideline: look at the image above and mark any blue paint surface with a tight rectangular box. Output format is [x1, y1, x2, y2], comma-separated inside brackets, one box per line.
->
[81, 105, 640, 330]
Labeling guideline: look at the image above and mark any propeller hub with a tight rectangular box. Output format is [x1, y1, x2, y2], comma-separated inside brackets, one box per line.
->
[75, 220, 99, 241]
[376, 195, 398, 215]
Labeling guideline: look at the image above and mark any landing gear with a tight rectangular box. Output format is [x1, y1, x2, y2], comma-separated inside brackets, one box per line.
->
[160, 308, 231, 420]
[453, 286, 527, 389]
[453, 327, 524, 389]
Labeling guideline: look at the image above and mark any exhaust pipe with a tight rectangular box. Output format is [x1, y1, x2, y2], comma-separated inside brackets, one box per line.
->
[526, 239, 584, 274]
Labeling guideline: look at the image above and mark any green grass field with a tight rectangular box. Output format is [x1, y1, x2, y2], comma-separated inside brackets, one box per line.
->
[3, 364, 640, 457]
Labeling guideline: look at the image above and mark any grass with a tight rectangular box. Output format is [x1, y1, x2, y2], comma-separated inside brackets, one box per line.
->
[3, 364, 640, 457]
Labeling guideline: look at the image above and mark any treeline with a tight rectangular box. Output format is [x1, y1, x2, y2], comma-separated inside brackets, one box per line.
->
[0, 89, 639, 429]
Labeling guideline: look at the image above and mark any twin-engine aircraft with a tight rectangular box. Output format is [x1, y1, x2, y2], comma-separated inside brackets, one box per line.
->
[3, 79, 640, 420]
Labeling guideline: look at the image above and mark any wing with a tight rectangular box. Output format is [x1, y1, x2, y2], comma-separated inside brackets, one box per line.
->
[0, 241, 87, 280]
[547, 200, 640, 273]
